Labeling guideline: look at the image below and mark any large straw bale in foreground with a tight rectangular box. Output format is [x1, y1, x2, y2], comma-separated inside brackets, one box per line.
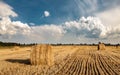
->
[98, 43, 105, 50]
[30, 44, 54, 66]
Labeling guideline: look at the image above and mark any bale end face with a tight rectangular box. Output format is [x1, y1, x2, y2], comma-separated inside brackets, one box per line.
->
[98, 43, 106, 50]
[30, 44, 54, 66]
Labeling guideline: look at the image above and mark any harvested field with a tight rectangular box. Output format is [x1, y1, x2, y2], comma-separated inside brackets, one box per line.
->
[0, 46, 120, 75]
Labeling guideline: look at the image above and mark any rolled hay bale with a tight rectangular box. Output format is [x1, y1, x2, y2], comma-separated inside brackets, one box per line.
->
[11, 46, 20, 51]
[98, 43, 106, 50]
[30, 44, 54, 66]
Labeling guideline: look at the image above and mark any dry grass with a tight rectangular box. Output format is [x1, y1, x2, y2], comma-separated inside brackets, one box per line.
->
[11, 46, 20, 51]
[0, 46, 120, 75]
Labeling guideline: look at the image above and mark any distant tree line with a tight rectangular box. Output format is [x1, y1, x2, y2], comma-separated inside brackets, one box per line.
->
[0, 41, 119, 47]
[51, 43, 120, 46]
[0, 41, 36, 47]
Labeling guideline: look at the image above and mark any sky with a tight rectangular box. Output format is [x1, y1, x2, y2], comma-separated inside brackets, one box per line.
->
[0, 0, 120, 44]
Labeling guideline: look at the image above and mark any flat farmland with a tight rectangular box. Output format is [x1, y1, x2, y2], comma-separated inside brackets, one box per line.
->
[0, 46, 120, 75]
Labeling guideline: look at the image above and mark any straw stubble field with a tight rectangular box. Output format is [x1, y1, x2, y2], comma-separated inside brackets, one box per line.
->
[0, 45, 120, 75]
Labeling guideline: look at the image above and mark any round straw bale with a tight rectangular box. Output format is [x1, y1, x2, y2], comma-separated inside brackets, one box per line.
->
[30, 44, 54, 66]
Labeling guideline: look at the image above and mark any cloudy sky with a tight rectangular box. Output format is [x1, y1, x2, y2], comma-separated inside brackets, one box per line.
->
[0, 0, 120, 44]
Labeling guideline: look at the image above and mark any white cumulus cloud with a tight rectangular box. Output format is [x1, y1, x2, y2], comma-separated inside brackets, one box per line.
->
[44, 11, 50, 17]
[0, 1, 31, 39]
[0, 1, 17, 17]
[27, 16, 120, 43]
[63, 16, 120, 39]
[0, 18, 31, 35]
[96, 6, 120, 26]
[30, 25, 65, 43]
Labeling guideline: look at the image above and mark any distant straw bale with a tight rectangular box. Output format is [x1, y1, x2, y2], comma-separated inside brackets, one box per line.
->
[30, 44, 54, 66]
[98, 42, 105, 50]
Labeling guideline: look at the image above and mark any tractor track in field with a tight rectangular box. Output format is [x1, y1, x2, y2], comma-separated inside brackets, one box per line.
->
[55, 48, 120, 75]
